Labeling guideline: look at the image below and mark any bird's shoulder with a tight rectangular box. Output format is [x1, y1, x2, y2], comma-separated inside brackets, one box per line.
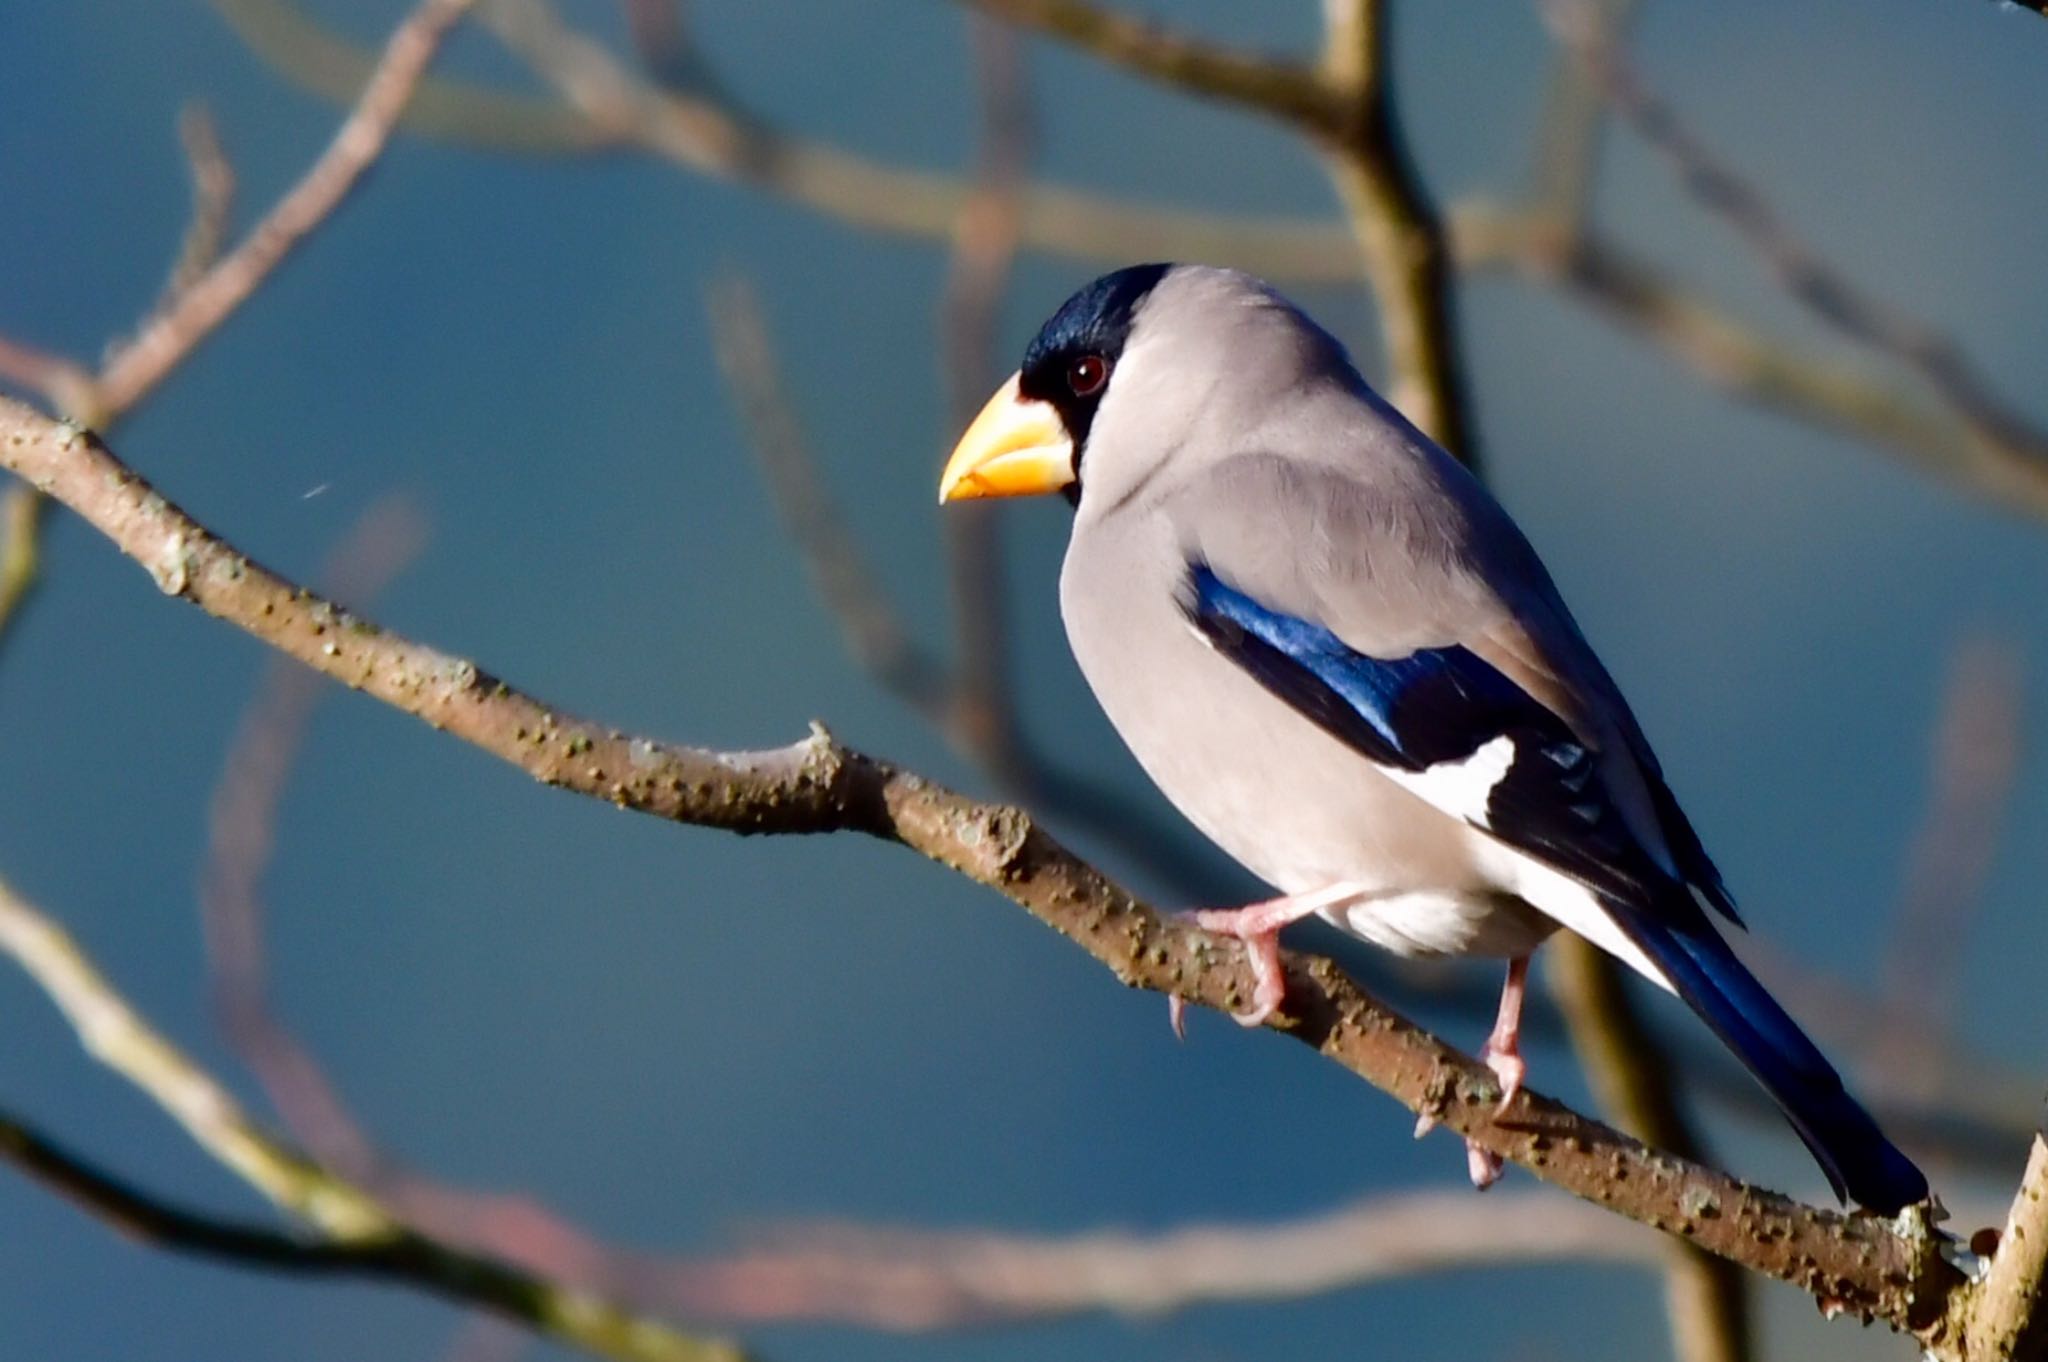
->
[1158, 443, 1525, 661]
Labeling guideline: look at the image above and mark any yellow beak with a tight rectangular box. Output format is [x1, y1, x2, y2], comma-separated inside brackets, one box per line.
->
[938, 373, 1075, 503]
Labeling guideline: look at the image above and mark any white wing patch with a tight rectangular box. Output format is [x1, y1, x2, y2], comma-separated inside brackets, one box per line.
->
[1374, 736, 1679, 993]
[1469, 836, 1675, 992]
[1377, 734, 1517, 828]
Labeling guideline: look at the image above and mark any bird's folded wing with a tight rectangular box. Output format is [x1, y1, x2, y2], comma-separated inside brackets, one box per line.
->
[1180, 562, 1684, 908]
[1165, 456, 1737, 927]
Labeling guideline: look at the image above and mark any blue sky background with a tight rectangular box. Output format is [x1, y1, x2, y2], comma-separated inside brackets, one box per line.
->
[2, 2, 2046, 1359]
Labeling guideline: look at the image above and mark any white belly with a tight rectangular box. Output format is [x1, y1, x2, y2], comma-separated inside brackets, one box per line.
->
[1323, 888, 1554, 959]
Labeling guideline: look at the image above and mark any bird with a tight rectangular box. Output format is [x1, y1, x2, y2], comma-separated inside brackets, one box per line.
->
[936, 262, 1928, 1213]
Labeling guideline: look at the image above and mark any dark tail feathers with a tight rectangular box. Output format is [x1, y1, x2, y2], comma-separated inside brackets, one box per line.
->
[1611, 898, 1927, 1214]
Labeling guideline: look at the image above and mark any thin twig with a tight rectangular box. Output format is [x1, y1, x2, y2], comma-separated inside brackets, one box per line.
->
[1548, 940, 1751, 1362]
[936, 14, 1032, 790]
[1316, 0, 1472, 456]
[1875, 638, 2023, 1108]
[87, 0, 477, 425]
[0, 484, 45, 653]
[1543, 0, 2048, 506]
[0, 395, 1967, 1342]
[156, 105, 238, 311]
[705, 276, 1218, 900]
[203, 497, 429, 1173]
[0, 336, 95, 416]
[950, 0, 1345, 136]
[1526, 0, 1638, 229]
[1521, 17, 1748, 1357]
[1453, 205, 2048, 518]
[657, 1190, 1657, 1327]
[207, 0, 2048, 520]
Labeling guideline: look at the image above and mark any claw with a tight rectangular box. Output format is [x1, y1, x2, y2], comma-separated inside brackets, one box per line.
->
[1466, 1143, 1504, 1190]
[1482, 1045, 1526, 1116]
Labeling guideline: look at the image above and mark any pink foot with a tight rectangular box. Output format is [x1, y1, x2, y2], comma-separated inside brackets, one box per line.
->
[1467, 1143, 1505, 1189]
[1162, 884, 1361, 1035]
[1479, 955, 1530, 1113]
[1462, 955, 1530, 1189]
[1184, 905, 1290, 1027]
[1480, 1043, 1527, 1115]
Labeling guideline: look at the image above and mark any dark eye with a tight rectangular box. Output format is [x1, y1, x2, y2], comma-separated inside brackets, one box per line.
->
[1066, 354, 1110, 397]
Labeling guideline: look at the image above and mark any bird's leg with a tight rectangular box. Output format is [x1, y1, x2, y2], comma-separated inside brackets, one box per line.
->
[1480, 955, 1530, 1110]
[1464, 954, 1531, 1190]
[1167, 882, 1363, 1037]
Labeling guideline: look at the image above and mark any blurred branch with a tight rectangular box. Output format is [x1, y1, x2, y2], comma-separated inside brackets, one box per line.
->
[706, 276, 1217, 900]
[950, 0, 1346, 136]
[1522, 13, 1746, 1358]
[155, 105, 238, 314]
[1548, 940, 1750, 1362]
[705, 278, 952, 723]
[0, 871, 383, 1237]
[937, 16, 1031, 790]
[192, 575, 1664, 1336]
[619, 0, 689, 88]
[203, 498, 430, 1173]
[1526, 0, 1637, 227]
[0, 336, 95, 418]
[659, 1190, 1656, 1327]
[203, 0, 2048, 520]
[84, 0, 477, 426]
[0, 874, 751, 1362]
[0, 1106, 393, 1272]
[0, 484, 45, 654]
[1454, 206, 2048, 517]
[1877, 638, 2023, 1107]
[1542, 0, 2048, 512]
[0, 0, 451, 433]
[1316, 0, 1471, 456]
[2, 1085, 1656, 1334]
[214, 0, 1353, 273]
[1962, 1133, 2048, 1359]
[0, 397, 1970, 1347]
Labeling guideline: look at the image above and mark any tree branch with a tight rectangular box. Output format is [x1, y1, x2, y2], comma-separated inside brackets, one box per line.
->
[1549, 939, 1751, 1362]
[1518, 17, 1746, 1356]
[1541, 0, 2048, 508]
[705, 275, 1215, 899]
[1452, 206, 2048, 519]
[199, 0, 2048, 522]
[155, 105, 238, 313]
[84, 0, 477, 425]
[0, 483, 44, 654]
[0, 876, 750, 1362]
[1315, 0, 1473, 457]
[1959, 1133, 2048, 1358]
[658, 1190, 1657, 1327]
[0, 394, 1966, 1339]
[948, 0, 1347, 137]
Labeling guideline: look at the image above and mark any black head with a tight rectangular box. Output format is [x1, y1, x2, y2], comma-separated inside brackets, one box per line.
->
[1017, 264, 1173, 497]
